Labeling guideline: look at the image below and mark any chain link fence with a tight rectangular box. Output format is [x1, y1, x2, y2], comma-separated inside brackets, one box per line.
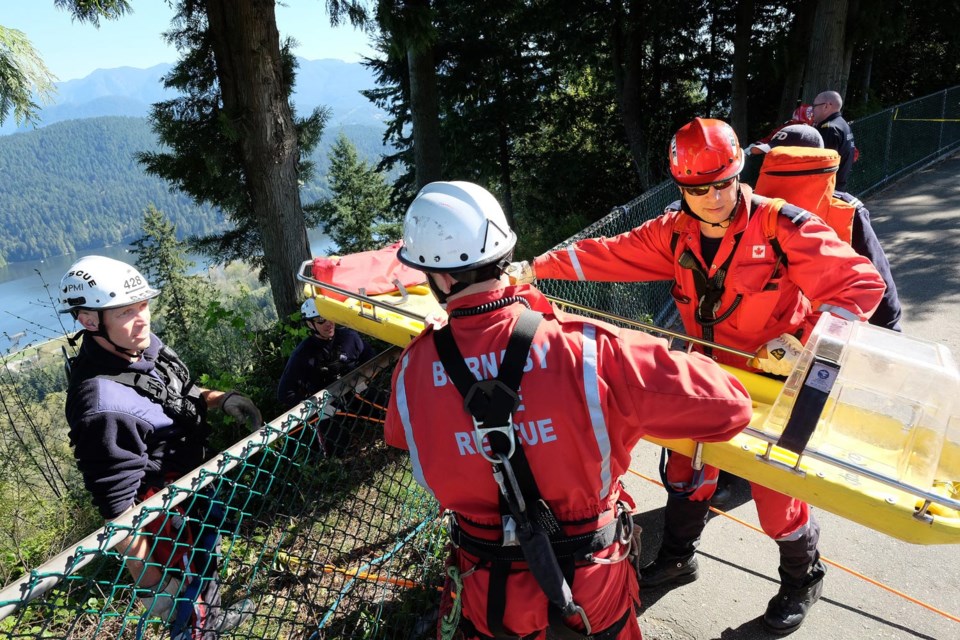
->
[0, 352, 446, 639]
[1, 87, 958, 640]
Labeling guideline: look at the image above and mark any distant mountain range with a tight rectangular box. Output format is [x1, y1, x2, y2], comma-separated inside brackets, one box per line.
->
[1, 58, 385, 135]
[0, 60, 392, 265]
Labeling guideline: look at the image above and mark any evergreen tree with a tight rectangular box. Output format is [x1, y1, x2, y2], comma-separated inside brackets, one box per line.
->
[316, 132, 399, 254]
[138, 1, 367, 319]
[0, 26, 56, 127]
[130, 205, 213, 350]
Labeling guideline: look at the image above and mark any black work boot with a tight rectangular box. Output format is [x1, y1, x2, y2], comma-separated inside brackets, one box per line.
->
[639, 553, 699, 589]
[638, 496, 710, 590]
[762, 560, 826, 635]
[762, 519, 825, 634]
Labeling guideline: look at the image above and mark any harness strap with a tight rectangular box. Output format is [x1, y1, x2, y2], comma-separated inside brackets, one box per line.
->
[657, 447, 705, 499]
[677, 231, 745, 356]
[448, 510, 627, 563]
[460, 605, 633, 640]
[438, 307, 601, 636]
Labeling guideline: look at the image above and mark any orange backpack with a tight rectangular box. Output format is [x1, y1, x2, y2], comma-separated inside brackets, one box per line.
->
[754, 146, 855, 244]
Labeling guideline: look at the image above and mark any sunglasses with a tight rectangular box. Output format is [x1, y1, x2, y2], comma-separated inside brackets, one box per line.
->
[681, 177, 737, 197]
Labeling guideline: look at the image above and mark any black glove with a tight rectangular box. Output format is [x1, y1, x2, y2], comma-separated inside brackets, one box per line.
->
[220, 391, 263, 431]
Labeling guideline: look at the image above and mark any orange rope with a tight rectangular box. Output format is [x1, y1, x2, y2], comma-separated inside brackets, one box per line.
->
[627, 466, 960, 625]
[353, 393, 387, 412]
[321, 563, 442, 590]
[334, 411, 385, 424]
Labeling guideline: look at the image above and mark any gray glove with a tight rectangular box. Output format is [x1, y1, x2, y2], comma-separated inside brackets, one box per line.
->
[220, 391, 263, 431]
[504, 260, 536, 285]
[139, 575, 180, 621]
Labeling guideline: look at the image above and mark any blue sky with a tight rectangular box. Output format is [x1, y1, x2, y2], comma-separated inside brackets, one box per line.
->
[3, 2, 377, 82]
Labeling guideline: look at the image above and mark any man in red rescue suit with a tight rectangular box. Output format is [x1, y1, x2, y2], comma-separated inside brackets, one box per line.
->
[384, 181, 754, 639]
[507, 118, 885, 635]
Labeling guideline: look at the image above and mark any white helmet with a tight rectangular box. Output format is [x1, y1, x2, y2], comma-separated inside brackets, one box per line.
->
[397, 181, 516, 273]
[58, 255, 160, 314]
[300, 297, 323, 321]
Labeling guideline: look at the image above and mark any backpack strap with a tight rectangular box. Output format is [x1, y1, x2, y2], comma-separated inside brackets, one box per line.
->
[756, 195, 814, 265]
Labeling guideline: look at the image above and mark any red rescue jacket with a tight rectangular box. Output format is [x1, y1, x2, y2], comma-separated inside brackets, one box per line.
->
[533, 185, 885, 369]
[384, 284, 752, 635]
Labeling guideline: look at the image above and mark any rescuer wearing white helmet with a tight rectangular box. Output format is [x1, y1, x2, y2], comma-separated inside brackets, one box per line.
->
[60, 255, 258, 636]
[385, 181, 753, 639]
[277, 297, 376, 450]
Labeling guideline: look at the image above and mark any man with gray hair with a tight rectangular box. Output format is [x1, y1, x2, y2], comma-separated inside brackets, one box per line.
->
[812, 90, 856, 190]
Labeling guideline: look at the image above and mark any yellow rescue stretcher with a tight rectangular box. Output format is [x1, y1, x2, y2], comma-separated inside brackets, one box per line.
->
[297, 261, 960, 545]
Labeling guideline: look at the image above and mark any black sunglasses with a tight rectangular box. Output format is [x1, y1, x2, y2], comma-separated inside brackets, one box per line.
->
[681, 177, 737, 197]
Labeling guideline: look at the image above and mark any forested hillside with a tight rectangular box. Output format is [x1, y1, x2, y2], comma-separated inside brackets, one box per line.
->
[0, 116, 387, 265]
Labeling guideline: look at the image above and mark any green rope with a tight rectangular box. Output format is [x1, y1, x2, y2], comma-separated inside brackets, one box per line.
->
[439, 564, 464, 640]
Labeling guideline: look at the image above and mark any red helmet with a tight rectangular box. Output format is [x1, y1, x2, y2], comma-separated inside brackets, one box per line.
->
[669, 117, 744, 186]
[792, 103, 814, 125]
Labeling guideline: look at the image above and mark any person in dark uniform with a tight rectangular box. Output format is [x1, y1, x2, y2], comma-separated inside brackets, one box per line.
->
[277, 297, 377, 410]
[278, 297, 377, 456]
[812, 90, 856, 191]
[60, 255, 259, 638]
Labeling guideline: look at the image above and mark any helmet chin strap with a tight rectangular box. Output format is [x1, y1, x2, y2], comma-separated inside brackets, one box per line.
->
[93, 310, 145, 359]
[680, 181, 742, 228]
[426, 273, 472, 308]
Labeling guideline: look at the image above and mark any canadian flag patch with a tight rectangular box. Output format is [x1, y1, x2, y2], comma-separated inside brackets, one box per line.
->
[752, 245, 766, 259]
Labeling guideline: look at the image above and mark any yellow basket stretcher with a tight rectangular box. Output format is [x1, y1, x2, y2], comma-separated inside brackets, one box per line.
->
[297, 262, 960, 545]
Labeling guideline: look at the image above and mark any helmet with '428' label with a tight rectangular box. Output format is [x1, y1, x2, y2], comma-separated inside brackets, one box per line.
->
[58, 255, 160, 314]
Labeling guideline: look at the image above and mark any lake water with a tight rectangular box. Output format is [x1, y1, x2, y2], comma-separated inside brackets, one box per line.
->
[0, 231, 332, 354]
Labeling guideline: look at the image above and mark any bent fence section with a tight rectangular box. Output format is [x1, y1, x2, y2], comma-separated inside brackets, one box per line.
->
[0, 351, 446, 639]
[1, 87, 958, 640]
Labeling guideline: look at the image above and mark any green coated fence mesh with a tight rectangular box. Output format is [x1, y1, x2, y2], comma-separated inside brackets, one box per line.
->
[0, 352, 446, 639]
[1, 87, 958, 640]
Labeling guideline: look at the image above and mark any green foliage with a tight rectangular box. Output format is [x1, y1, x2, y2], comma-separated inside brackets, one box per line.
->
[0, 117, 220, 263]
[131, 205, 216, 349]
[0, 26, 56, 127]
[0, 114, 387, 265]
[52, 0, 132, 27]
[0, 353, 101, 585]
[315, 132, 401, 254]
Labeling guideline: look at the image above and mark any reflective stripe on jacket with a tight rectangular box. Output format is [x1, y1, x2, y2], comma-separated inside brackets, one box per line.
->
[384, 284, 751, 637]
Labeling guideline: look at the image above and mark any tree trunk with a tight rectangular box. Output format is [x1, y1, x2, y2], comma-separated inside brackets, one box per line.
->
[777, 1, 816, 120]
[610, 0, 650, 189]
[729, 0, 754, 141]
[204, 0, 310, 319]
[802, 0, 849, 102]
[407, 43, 442, 189]
[839, 0, 860, 98]
[857, 44, 873, 106]
[496, 116, 514, 226]
[405, 0, 442, 190]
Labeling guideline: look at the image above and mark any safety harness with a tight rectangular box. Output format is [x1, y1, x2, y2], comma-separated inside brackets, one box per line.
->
[433, 307, 634, 640]
[68, 340, 206, 431]
[670, 196, 792, 358]
[68, 339, 220, 639]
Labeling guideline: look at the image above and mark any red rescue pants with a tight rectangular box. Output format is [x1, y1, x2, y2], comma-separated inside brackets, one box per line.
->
[664, 453, 809, 540]
[455, 533, 641, 639]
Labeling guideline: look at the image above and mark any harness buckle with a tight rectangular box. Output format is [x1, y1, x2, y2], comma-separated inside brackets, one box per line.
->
[567, 603, 592, 636]
[473, 415, 517, 463]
